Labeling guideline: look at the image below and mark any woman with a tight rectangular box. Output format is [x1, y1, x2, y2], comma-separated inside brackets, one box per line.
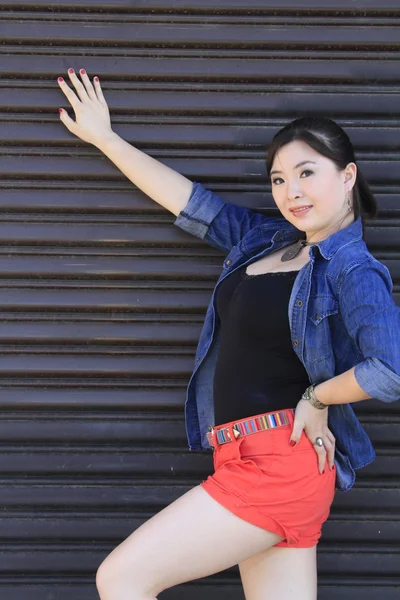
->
[57, 68, 400, 600]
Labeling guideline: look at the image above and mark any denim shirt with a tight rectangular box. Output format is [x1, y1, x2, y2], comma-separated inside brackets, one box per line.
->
[173, 181, 400, 492]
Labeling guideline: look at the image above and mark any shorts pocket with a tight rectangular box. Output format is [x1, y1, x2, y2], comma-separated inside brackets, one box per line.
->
[211, 437, 271, 501]
[212, 456, 265, 501]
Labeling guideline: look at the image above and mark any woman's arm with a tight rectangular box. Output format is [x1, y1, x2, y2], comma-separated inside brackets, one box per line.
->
[317, 258, 400, 405]
[313, 366, 372, 406]
[95, 133, 193, 217]
[57, 68, 193, 217]
[57, 68, 275, 253]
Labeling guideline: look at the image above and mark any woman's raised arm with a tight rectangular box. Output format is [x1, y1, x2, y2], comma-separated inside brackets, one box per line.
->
[57, 68, 193, 217]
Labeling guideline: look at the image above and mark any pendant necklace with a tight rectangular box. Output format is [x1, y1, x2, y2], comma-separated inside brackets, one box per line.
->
[280, 239, 310, 262]
[280, 203, 352, 262]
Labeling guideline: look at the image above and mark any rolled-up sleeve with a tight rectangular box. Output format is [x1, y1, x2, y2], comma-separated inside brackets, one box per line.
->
[173, 181, 275, 254]
[339, 258, 400, 403]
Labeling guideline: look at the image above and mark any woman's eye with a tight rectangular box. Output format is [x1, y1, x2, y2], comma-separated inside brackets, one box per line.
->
[272, 170, 313, 186]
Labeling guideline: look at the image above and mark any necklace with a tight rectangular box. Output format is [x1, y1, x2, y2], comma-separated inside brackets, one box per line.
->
[281, 239, 309, 262]
[280, 207, 353, 262]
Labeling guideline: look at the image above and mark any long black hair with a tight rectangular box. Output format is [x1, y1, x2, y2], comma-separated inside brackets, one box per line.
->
[265, 117, 378, 237]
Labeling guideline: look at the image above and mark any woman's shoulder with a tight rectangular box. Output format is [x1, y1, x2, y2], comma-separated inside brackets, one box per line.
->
[331, 238, 388, 272]
[329, 240, 393, 292]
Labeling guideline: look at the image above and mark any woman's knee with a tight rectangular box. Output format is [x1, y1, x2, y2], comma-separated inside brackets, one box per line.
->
[96, 547, 160, 599]
[96, 557, 119, 598]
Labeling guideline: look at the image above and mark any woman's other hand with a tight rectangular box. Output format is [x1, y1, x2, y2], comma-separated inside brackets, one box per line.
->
[290, 398, 335, 474]
[57, 68, 113, 148]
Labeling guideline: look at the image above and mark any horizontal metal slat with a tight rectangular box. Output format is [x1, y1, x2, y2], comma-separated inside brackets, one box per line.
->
[0, 449, 398, 479]
[0, 515, 398, 545]
[3, 21, 400, 47]
[2, 122, 400, 152]
[0, 483, 398, 513]
[3, 0, 400, 12]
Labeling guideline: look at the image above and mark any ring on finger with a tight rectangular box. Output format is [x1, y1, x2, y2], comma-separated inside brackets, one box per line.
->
[314, 436, 324, 447]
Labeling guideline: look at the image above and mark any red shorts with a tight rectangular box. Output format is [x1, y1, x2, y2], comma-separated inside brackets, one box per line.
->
[200, 408, 336, 548]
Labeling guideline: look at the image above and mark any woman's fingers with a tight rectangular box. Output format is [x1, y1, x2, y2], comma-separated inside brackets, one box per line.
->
[57, 69, 112, 147]
[58, 69, 108, 108]
[57, 76, 80, 110]
[313, 431, 335, 474]
[58, 108, 78, 136]
[324, 429, 336, 470]
[67, 68, 89, 102]
[78, 69, 98, 102]
[313, 444, 328, 475]
[292, 399, 336, 475]
[93, 75, 106, 104]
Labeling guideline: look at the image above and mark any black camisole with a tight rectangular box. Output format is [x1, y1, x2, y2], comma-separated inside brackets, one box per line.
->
[213, 263, 310, 426]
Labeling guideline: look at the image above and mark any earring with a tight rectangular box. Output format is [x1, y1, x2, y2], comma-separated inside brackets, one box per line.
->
[347, 191, 352, 212]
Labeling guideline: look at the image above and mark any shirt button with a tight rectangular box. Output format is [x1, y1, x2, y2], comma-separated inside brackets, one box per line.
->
[275, 232, 281, 241]
[315, 313, 319, 320]
[293, 339, 299, 345]
[225, 259, 231, 266]
[297, 300, 303, 307]
[197, 357, 201, 361]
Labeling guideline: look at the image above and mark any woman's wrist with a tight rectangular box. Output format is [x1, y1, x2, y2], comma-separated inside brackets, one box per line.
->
[93, 130, 121, 152]
[301, 384, 329, 410]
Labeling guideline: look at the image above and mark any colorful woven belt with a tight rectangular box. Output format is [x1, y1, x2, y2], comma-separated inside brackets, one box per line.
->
[206, 408, 295, 448]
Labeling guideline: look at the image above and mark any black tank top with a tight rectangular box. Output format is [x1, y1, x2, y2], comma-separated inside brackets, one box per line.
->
[213, 263, 310, 426]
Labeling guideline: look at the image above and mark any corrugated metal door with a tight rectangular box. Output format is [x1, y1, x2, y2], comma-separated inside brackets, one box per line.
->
[0, 1, 399, 599]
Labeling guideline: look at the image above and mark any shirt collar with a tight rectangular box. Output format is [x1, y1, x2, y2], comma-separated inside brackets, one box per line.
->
[273, 216, 363, 260]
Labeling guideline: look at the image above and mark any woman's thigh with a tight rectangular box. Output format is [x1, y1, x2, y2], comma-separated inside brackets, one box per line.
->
[239, 545, 317, 600]
[96, 484, 284, 597]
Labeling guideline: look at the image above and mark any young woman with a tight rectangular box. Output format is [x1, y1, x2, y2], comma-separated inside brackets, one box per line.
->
[57, 68, 400, 600]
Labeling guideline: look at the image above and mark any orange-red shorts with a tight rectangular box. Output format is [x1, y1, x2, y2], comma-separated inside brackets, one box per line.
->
[200, 408, 336, 548]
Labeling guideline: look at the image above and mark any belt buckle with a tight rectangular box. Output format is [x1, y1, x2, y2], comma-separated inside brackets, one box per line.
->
[207, 425, 215, 451]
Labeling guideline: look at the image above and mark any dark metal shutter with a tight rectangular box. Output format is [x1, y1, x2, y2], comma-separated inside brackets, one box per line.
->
[0, 2, 399, 599]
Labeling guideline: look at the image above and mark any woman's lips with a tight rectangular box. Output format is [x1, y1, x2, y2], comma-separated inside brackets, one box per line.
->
[290, 206, 313, 217]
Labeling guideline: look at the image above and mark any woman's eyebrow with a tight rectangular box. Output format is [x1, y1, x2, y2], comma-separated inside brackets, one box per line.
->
[270, 160, 317, 176]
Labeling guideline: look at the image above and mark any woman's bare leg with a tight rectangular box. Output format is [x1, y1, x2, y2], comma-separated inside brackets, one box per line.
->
[96, 485, 284, 600]
[239, 545, 317, 600]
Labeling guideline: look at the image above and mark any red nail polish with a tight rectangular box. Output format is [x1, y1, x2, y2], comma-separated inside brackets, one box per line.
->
[68, 68, 74, 74]
[58, 77, 63, 83]
[290, 440, 296, 447]
[80, 69, 86, 75]
[58, 108, 63, 113]
[94, 76, 99, 82]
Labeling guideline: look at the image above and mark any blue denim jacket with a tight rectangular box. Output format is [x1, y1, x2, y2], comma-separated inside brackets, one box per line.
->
[173, 181, 400, 491]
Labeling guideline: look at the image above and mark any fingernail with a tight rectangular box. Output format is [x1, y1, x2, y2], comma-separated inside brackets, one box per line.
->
[321, 469, 325, 475]
[68, 68, 74, 74]
[80, 69, 86, 75]
[58, 108, 63, 113]
[290, 440, 296, 447]
[58, 77, 63, 83]
[94, 76, 99, 82]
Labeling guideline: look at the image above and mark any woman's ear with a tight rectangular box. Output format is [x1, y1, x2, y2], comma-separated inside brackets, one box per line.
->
[344, 162, 357, 187]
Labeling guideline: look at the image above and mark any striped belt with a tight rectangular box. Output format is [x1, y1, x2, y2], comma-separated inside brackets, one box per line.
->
[206, 408, 295, 449]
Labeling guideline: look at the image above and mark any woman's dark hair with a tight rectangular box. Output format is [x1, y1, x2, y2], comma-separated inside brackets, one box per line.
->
[265, 117, 377, 237]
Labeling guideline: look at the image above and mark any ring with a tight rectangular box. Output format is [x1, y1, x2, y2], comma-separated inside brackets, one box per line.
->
[314, 437, 324, 447]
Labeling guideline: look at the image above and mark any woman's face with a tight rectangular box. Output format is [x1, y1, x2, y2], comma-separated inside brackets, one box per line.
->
[270, 140, 357, 242]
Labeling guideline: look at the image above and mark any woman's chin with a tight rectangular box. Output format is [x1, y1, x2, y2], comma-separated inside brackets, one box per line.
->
[286, 216, 309, 231]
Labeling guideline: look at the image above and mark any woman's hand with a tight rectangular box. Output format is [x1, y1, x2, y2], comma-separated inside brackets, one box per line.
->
[289, 398, 336, 474]
[57, 68, 114, 147]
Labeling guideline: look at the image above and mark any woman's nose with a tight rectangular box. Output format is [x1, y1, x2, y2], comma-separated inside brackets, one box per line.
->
[287, 184, 304, 200]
